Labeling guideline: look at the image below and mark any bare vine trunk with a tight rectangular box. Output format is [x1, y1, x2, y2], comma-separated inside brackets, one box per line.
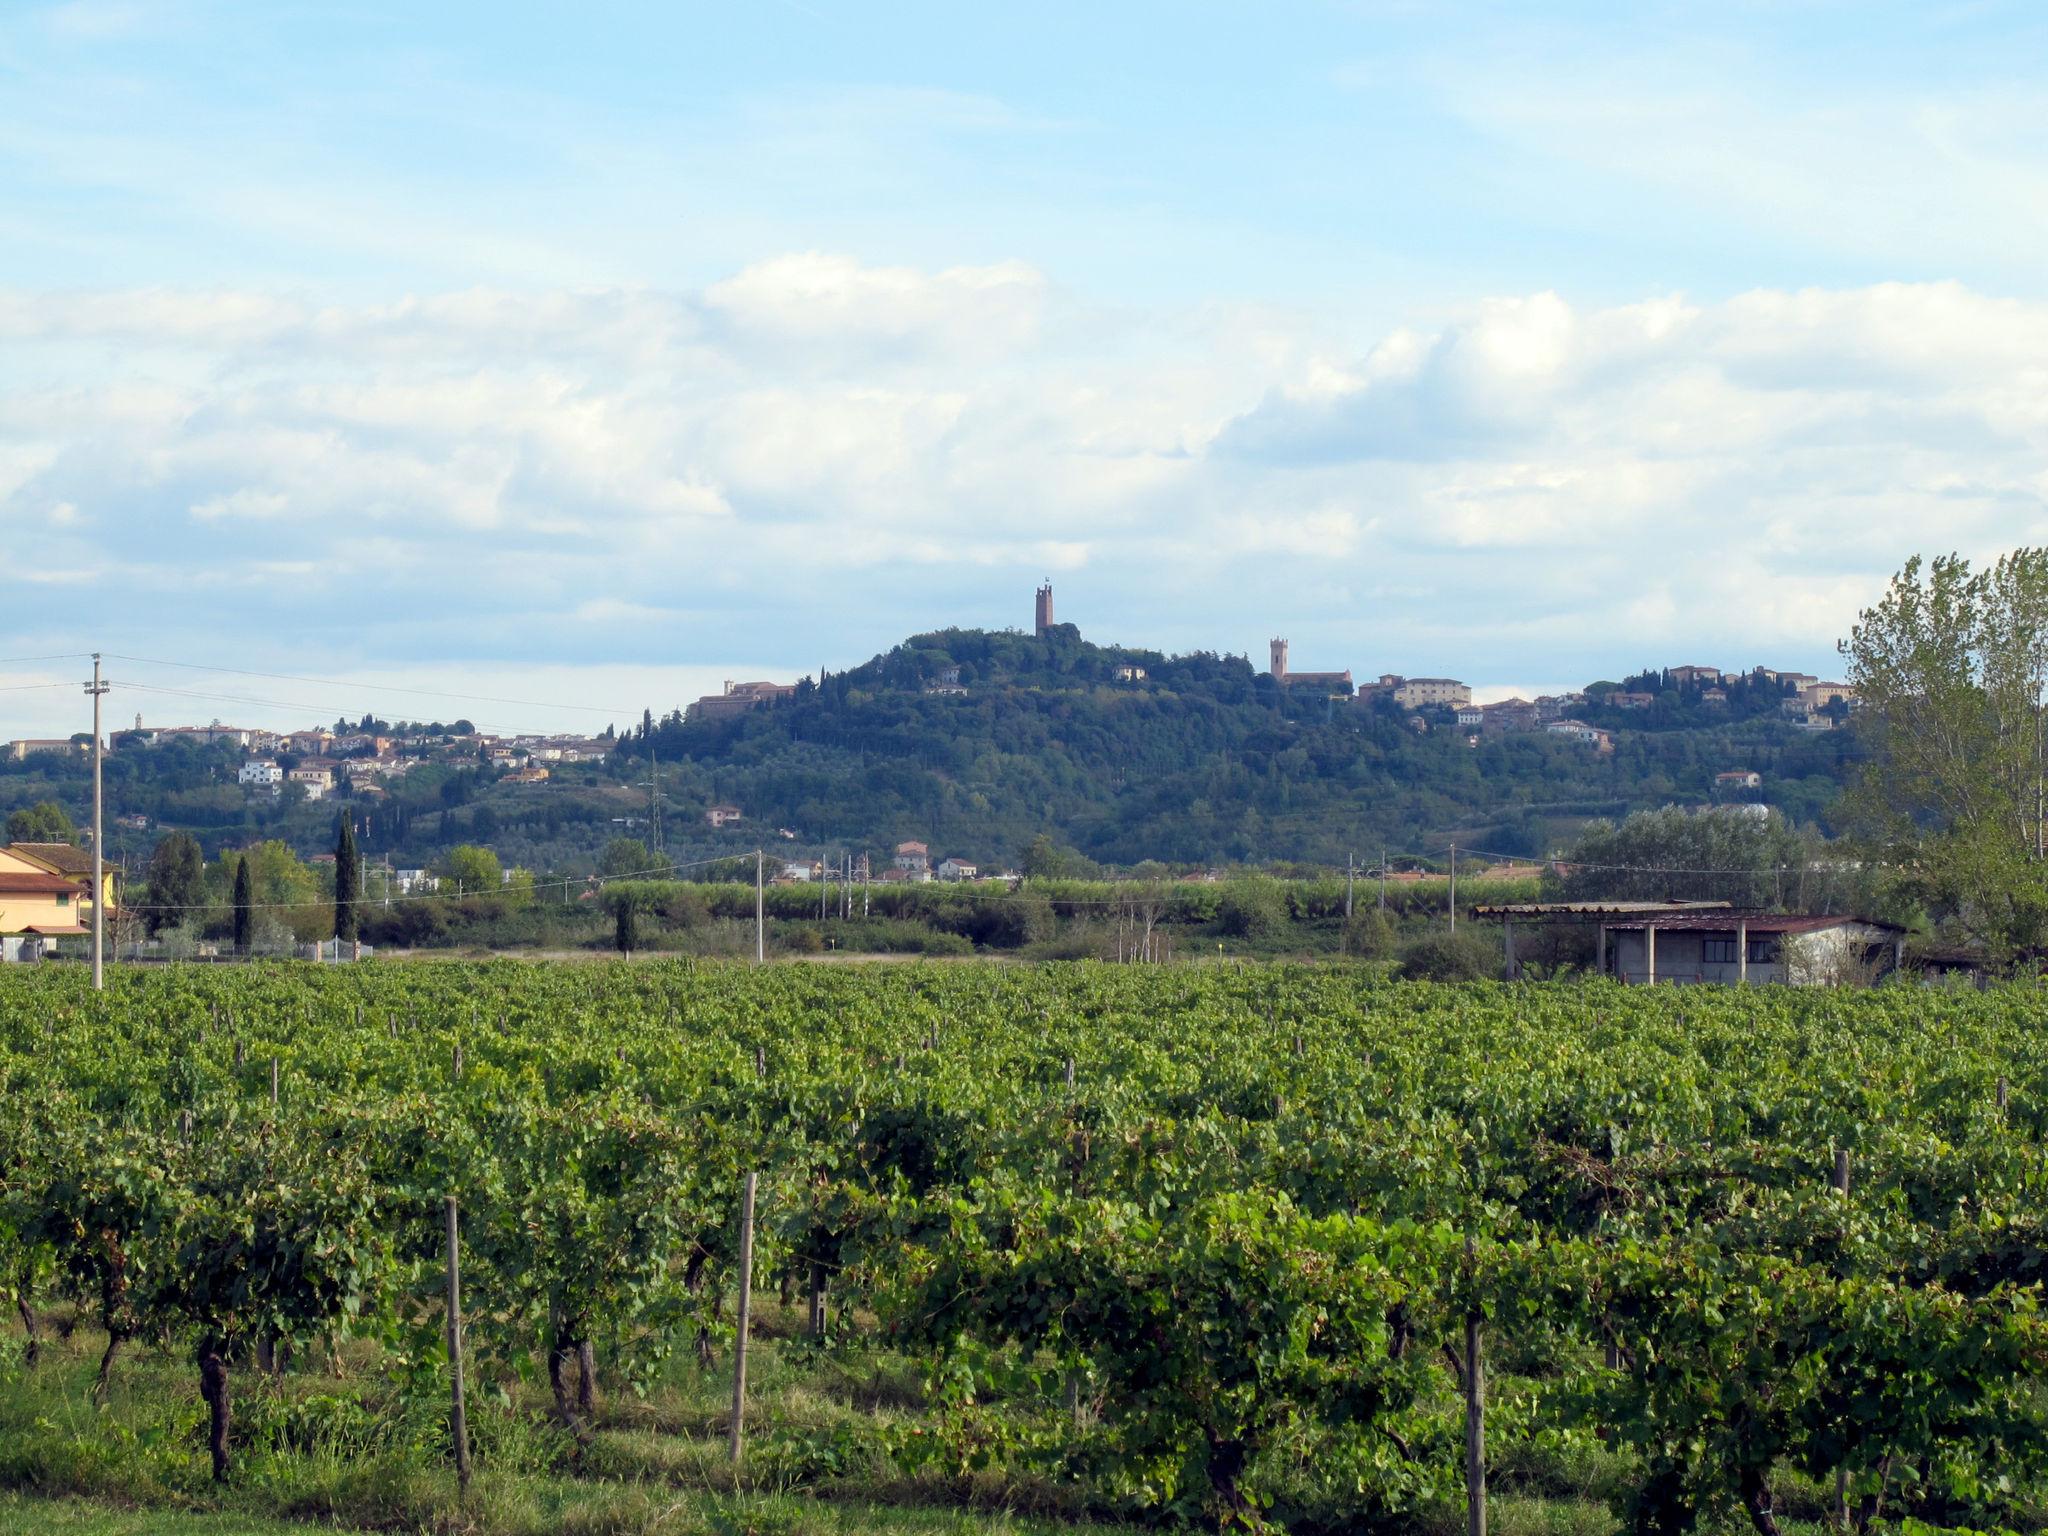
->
[13, 1276, 37, 1370]
[93, 1334, 122, 1406]
[1205, 1434, 1254, 1530]
[197, 1335, 231, 1482]
[1739, 1464, 1782, 1536]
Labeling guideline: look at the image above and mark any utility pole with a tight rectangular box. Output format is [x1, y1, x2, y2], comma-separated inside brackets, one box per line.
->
[755, 850, 764, 963]
[1448, 844, 1458, 934]
[87, 654, 109, 990]
[1379, 847, 1387, 913]
[1345, 851, 1355, 920]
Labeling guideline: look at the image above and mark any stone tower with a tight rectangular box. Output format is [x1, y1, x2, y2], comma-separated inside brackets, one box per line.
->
[1269, 637, 1289, 679]
[1035, 582, 1055, 637]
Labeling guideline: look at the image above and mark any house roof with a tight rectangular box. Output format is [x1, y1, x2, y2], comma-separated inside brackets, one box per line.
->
[0, 871, 89, 895]
[9, 842, 94, 875]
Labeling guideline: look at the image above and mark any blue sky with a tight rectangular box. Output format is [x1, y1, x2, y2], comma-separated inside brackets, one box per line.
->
[4, 0, 2048, 735]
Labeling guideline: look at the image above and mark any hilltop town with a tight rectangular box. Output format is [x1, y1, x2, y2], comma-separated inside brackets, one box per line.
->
[1, 585, 1859, 897]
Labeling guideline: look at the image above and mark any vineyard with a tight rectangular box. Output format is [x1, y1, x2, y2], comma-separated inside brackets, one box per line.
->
[3, 962, 2047, 1536]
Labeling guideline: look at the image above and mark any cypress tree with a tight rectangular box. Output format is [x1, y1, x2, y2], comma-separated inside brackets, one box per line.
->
[334, 815, 360, 945]
[232, 855, 253, 955]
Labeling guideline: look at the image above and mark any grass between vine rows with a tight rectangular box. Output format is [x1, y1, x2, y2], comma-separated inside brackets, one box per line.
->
[0, 1299, 1868, 1536]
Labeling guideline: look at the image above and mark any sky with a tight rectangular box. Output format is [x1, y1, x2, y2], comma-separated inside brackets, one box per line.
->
[4, 0, 2048, 737]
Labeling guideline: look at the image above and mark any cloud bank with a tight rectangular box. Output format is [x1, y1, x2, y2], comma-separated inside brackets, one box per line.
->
[4, 260, 2045, 735]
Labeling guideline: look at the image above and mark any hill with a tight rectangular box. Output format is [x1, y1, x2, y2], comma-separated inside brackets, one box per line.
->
[0, 627, 1859, 874]
[606, 626, 1856, 868]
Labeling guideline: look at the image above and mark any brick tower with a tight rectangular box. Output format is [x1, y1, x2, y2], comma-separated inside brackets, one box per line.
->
[1269, 637, 1289, 679]
[1035, 582, 1055, 637]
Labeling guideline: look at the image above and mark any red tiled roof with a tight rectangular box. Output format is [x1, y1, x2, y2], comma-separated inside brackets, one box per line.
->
[0, 871, 86, 895]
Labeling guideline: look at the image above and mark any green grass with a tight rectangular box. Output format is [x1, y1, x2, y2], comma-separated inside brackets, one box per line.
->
[0, 1492, 325, 1534]
[0, 1308, 1682, 1536]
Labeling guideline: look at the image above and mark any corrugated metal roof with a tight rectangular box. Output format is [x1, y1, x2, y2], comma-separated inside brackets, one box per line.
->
[1473, 901, 1733, 917]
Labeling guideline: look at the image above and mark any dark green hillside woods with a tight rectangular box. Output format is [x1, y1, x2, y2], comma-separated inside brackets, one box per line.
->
[5, 962, 2047, 1535]
[615, 629, 1856, 866]
[0, 629, 1855, 875]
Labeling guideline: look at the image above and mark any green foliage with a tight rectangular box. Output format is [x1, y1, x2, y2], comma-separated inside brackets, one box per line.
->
[1552, 806, 1837, 909]
[441, 844, 503, 897]
[230, 857, 253, 955]
[1396, 928, 1501, 981]
[598, 837, 653, 879]
[1842, 549, 2048, 955]
[142, 832, 204, 937]
[1217, 879, 1287, 941]
[333, 816, 361, 944]
[3, 964, 2047, 1530]
[4, 800, 75, 844]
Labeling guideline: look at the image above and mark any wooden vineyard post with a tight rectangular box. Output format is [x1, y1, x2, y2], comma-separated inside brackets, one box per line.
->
[1465, 1236, 1486, 1536]
[1998, 1076, 2010, 1113]
[269, 1056, 279, 1108]
[729, 1171, 758, 1464]
[444, 1196, 472, 1493]
[1832, 1149, 1851, 1529]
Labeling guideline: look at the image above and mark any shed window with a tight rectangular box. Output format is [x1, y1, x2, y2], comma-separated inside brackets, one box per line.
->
[1701, 938, 1738, 964]
[1747, 936, 1779, 964]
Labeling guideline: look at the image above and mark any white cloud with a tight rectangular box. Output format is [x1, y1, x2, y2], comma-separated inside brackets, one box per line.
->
[5, 260, 2048, 715]
[705, 252, 1047, 359]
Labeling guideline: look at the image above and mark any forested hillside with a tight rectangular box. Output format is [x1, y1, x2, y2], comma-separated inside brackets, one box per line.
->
[612, 626, 1855, 866]
[2, 626, 1857, 871]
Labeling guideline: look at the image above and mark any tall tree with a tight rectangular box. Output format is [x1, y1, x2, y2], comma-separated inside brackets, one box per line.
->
[1841, 549, 2048, 953]
[598, 837, 652, 878]
[143, 831, 204, 937]
[333, 815, 361, 945]
[231, 856, 254, 955]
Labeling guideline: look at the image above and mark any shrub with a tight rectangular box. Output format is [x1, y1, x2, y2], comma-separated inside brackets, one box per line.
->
[1218, 879, 1287, 940]
[1340, 909, 1396, 959]
[1397, 929, 1502, 981]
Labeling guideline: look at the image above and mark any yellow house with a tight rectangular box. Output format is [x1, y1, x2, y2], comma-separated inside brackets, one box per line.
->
[0, 842, 115, 937]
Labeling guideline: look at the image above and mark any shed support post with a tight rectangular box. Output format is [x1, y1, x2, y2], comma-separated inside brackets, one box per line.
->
[1503, 918, 1516, 980]
[1596, 925, 1607, 977]
[1738, 922, 1748, 985]
[1646, 925, 1657, 987]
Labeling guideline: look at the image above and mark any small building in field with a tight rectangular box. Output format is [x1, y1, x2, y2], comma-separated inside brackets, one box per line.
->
[893, 841, 931, 879]
[937, 857, 978, 881]
[1716, 770, 1763, 791]
[1602, 913, 1904, 986]
[705, 804, 744, 829]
